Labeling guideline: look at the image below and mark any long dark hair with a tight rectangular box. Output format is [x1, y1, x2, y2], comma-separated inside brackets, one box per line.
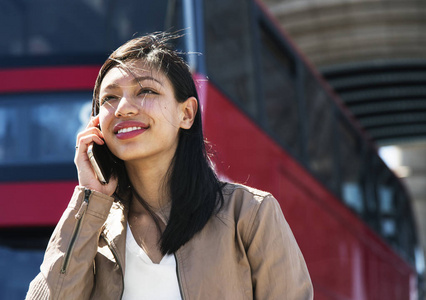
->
[92, 32, 224, 254]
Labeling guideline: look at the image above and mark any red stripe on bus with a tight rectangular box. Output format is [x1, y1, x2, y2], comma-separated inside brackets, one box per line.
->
[0, 181, 77, 226]
[0, 66, 100, 93]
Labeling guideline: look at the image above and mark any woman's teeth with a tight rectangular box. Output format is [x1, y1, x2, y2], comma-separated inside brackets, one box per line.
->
[118, 127, 142, 134]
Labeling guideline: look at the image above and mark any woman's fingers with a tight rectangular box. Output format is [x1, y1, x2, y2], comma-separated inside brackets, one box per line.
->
[75, 122, 104, 151]
[76, 131, 104, 151]
[86, 115, 100, 129]
[77, 125, 104, 143]
[74, 116, 118, 196]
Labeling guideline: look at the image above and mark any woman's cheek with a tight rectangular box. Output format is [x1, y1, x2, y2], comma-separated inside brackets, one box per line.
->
[98, 110, 110, 131]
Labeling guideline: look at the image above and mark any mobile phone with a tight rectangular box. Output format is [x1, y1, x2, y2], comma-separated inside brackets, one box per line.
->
[87, 143, 114, 184]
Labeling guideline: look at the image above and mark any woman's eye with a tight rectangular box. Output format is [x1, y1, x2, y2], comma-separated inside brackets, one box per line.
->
[100, 95, 118, 105]
[138, 89, 157, 95]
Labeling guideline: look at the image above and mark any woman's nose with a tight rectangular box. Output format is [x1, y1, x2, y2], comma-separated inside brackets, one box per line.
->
[115, 95, 139, 117]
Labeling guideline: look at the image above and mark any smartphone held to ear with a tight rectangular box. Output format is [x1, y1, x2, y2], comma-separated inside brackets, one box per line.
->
[87, 143, 115, 184]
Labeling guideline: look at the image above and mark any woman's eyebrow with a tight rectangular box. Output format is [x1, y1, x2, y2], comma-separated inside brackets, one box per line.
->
[131, 76, 164, 87]
[102, 76, 164, 91]
[102, 83, 120, 91]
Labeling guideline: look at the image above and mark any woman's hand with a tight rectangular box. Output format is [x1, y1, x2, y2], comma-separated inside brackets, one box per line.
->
[74, 116, 118, 196]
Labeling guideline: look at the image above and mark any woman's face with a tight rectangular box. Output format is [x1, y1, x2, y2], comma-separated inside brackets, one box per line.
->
[98, 60, 185, 164]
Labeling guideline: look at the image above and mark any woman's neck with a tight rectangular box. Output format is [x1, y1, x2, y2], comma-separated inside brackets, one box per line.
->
[125, 157, 172, 212]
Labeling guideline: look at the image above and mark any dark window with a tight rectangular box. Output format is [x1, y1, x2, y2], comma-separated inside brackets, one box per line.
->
[338, 116, 365, 215]
[397, 192, 416, 264]
[0, 92, 92, 181]
[0, 227, 52, 300]
[376, 169, 399, 247]
[304, 72, 338, 192]
[0, 92, 91, 167]
[203, 0, 257, 116]
[0, 0, 181, 58]
[259, 28, 300, 154]
[368, 156, 418, 262]
[364, 153, 381, 232]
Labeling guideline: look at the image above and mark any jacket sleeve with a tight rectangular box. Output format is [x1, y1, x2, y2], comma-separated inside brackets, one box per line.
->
[245, 194, 313, 300]
[26, 186, 114, 300]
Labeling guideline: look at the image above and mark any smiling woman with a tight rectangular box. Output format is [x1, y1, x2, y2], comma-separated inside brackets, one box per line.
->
[97, 64, 191, 168]
[25, 32, 313, 300]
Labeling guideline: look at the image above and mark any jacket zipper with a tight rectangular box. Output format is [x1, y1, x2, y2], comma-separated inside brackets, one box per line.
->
[174, 253, 185, 300]
[101, 232, 125, 299]
[60, 189, 91, 274]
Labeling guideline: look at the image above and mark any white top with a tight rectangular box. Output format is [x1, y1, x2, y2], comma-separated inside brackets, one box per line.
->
[122, 223, 182, 300]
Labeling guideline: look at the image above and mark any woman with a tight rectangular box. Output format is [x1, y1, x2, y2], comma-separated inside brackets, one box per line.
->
[26, 32, 313, 299]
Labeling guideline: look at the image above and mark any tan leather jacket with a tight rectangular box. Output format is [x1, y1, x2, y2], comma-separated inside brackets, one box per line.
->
[26, 183, 313, 299]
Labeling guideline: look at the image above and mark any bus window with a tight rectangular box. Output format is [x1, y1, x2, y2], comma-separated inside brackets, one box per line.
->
[337, 116, 365, 215]
[0, 227, 52, 299]
[0, 0, 180, 58]
[259, 27, 301, 155]
[377, 182, 417, 261]
[376, 170, 398, 247]
[397, 192, 417, 264]
[304, 71, 338, 193]
[364, 153, 380, 232]
[0, 92, 91, 180]
[203, 0, 258, 117]
[378, 186, 395, 236]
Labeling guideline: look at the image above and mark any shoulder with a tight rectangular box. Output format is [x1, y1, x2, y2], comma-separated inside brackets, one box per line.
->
[216, 182, 285, 246]
[218, 182, 281, 222]
[221, 182, 276, 206]
[221, 182, 271, 201]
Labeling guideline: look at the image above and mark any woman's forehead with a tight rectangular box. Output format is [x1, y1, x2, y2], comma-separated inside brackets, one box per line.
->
[100, 62, 168, 90]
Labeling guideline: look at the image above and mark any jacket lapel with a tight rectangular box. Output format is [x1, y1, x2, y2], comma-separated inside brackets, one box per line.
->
[101, 201, 128, 275]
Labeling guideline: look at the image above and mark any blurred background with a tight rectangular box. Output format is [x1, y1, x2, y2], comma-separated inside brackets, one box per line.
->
[262, 1, 426, 298]
[0, 0, 425, 299]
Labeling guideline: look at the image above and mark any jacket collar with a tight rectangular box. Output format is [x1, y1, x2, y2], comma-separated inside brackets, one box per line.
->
[102, 201, 128, 273]
[101, 199, 172, 272]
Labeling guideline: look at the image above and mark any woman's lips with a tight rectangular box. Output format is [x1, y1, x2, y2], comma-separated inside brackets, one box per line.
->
[113, 121, 148, 140]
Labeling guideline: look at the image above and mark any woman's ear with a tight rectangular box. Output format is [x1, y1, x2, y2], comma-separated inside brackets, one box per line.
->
[180, 97, 198, 129]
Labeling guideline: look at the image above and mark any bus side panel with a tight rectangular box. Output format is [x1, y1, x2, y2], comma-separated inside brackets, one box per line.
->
[203, 83, 414, 299]
[278, 164, 411, 299]
[201, 87, 281, 191]
[0, 181, 76, 227]
[0, 66, 99, 94]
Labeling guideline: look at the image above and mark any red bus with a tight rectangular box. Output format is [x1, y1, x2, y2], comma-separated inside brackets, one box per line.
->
[0, 0, 423, 299]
